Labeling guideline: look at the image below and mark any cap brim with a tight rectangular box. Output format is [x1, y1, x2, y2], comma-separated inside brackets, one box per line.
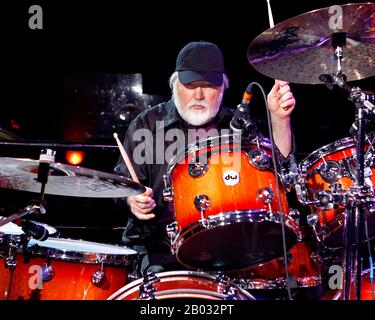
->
[178, 70, 223, 86]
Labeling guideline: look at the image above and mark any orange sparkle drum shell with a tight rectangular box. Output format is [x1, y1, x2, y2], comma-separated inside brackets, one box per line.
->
[300, 136, 375, 249]
[168, 135, 299, 271]
[0, 238, 139, 300]
[225, 242, 322, 289]
[107, 270, 255, 300]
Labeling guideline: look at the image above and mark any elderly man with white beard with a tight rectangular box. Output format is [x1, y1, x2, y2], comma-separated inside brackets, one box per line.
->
[114, 41, 296, 276]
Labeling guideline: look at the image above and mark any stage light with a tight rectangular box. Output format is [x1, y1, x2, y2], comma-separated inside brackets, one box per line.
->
[65, 150, 85, 165]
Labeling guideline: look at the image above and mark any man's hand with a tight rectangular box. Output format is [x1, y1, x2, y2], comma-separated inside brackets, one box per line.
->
[127, 186, 156, 220]
[267, 80, 296, 120]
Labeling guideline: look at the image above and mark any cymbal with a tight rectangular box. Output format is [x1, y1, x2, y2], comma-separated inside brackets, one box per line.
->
[0, 157, 145, 198]
[0, 128, 21, 141]
[247, 3, 375, 84]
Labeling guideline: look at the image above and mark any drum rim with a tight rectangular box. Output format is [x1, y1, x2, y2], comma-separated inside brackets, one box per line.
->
[173, 209, 301, 253]
[107, 270, 255, 300]
[166, 134, 272, 183]
[233, 274, 322, 290]
[25, 237, 139, 266]
[299, 136, 355, 171]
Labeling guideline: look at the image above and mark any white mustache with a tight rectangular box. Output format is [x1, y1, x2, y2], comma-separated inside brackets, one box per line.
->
[187, 100, 210, 109]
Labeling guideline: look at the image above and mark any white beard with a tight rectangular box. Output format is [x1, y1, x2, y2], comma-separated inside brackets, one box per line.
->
[173, 92, 223, 126]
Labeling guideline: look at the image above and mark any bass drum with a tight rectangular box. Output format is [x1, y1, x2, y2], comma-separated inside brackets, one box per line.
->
[107, 270, 255, 300]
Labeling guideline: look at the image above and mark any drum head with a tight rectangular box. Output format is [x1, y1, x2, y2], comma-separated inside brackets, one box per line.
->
[175, 212, 297, 271]
[27, 238, 139, 265]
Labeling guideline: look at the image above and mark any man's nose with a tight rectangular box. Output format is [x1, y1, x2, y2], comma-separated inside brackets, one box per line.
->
[193, 87, 204, 100]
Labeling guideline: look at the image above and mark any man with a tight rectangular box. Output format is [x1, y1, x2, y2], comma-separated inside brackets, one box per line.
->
[114, 41, 296, 275]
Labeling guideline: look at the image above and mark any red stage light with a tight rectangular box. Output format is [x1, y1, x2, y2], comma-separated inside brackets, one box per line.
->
[65, 151, 85, 165]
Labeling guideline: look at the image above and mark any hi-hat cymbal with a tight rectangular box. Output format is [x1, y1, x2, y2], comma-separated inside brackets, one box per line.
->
[0, 157, 145, 198]
[247, 3, 375, 84]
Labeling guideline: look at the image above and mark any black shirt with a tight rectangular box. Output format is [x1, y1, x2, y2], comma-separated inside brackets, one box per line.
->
[114, 99, 288, 246]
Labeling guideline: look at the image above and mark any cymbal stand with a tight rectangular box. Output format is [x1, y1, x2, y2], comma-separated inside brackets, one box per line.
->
[0, 149, 55, 229]
[319, 31, 375, 299]
[319, 35, 375, 298]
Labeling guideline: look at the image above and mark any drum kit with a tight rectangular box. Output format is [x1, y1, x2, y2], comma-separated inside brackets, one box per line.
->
[1, 2, 375, 300]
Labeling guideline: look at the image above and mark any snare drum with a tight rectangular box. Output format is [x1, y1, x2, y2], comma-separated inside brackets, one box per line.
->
[300, 136, 375, 249]
[165, 135, 299, 271]
[107, 270, 255, 300]
[1, 238, 138, 300]
[0, 219, 57, 300]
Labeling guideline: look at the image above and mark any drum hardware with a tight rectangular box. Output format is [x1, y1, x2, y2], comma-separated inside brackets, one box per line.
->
[41, 262, 54, 282]
[91, 264, 106, 287]
[320, 75, 375, 300]
[256, 187, 274, 205]
[107, 270, 255, 300]
[138, 272, 159, 300]
[162, 174, 173, 202]
[248, 148, 271, 170]
[194, 195, 211, 223]
[4, 253, 17, 271]
[165, 221, 178, 254]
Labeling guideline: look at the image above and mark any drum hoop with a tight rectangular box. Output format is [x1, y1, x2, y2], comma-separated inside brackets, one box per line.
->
[166, 134, 272, 185]
[299, 137, 355, 172]
[25, 238, 139, 266]
[107, 270, 254, 300]
[172, 210, 301, 254]
[234, 275, 321, 290]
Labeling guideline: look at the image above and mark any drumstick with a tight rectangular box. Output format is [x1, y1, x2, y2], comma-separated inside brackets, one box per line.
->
[113, 133, 140, 183]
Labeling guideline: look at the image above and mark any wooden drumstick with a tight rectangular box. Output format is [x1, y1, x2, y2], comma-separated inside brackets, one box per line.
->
[113, 133, 140, 183]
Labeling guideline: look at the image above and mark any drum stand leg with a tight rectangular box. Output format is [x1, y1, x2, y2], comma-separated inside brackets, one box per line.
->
[340, 99, 371, 300]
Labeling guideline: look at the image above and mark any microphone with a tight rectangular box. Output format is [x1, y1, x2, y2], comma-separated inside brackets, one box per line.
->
[21, 219, 49, 241]
[230, 82, 257, 135]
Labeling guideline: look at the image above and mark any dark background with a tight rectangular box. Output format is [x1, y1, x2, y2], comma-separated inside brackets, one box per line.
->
[1, 0, 374, 243]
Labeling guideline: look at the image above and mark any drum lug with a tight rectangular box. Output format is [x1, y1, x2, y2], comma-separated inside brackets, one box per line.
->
[256, 187, 274, 204]
[91, 270, 106, 286]
[5, 255, 17, 271]
[42, 263, 55, 282]
[188, 162, 209, 178]
[162, 175, 173, 202]
[139, 272, 158, 300]
[307, 213, 319, 226]
[194, 195, 210, 212]
[166, 222, 179, 254]
[128, 255, 143, 282]
[248, 148, 271, 170]
[215, 273, 240, 299]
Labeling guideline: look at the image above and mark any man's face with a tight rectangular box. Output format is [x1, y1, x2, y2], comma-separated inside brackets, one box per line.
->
[174, 79, 224, 126]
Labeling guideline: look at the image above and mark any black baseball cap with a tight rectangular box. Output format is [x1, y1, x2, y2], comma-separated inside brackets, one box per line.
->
[176, 41, 225, 86]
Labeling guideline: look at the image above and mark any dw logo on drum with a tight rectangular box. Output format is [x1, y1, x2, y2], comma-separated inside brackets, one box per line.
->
[222, 170, 240, 186]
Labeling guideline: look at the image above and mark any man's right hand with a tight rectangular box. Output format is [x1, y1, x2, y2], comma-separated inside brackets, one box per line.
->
[126, 186, 156, 220]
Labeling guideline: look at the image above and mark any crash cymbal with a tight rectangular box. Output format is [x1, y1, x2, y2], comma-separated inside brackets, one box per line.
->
[0, 157, 145, 198]
[247, 3, 375, 84]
